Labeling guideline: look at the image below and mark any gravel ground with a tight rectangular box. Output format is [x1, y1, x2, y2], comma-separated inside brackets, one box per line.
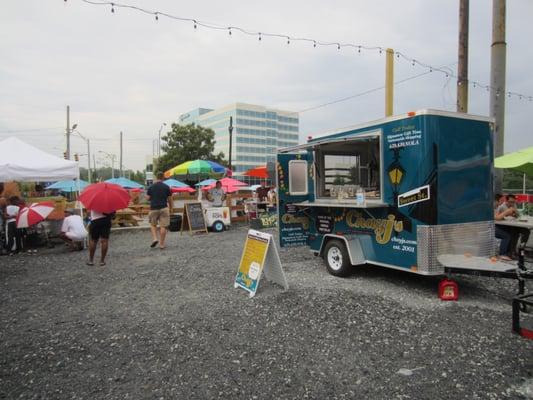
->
[1, 225, 532, 399]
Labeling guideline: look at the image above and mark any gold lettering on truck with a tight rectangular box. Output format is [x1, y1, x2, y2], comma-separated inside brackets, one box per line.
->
[346, 211, 403, 244]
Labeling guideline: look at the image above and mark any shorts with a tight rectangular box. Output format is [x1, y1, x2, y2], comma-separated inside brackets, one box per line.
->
[89, 217, 112, 241]
[65, 231, 87, 241]
[149, 207, 170, 228]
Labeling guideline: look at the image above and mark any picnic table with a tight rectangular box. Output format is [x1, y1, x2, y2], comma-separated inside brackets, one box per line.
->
[113, 208, 142, 227]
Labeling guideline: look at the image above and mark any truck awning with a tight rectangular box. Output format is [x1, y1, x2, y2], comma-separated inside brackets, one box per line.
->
[278, 131, 380, 154]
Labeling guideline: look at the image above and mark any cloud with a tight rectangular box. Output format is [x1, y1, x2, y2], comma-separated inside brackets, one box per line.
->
[1, 0, 531, 169]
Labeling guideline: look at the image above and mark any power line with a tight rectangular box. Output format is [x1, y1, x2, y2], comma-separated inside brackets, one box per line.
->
[70, 0, 533, 103]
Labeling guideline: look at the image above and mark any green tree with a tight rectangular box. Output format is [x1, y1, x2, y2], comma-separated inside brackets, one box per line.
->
[156, 123, 225, 173]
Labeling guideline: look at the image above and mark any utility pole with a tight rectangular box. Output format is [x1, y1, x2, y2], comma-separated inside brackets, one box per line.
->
[120, 131, 123, 178]
[490, 0, 507, 192]
[457, 0, 469, 113]
[87, 139, 91, 183]
[228, 116, 233, 171]
[385, 48, 394, 117]
[66, 105, 71, 159]
[93, 154, 97, 181]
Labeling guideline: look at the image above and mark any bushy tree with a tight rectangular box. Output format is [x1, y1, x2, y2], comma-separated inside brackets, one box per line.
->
[155, 123, 225, 173]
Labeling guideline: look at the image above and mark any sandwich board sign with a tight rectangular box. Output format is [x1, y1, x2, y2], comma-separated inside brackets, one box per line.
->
[234, 229, 289, 297]
[181, 202, 208, 235]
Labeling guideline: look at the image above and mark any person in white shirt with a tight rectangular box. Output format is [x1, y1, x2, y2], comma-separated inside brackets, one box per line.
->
[207, 181, 226, 207]
[5, 196, 22, 255]
[59, 209, 87, 250]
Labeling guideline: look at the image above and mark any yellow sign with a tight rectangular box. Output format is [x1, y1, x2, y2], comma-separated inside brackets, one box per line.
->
[235, 230, 269, 296]
[235, 230, 289, 297]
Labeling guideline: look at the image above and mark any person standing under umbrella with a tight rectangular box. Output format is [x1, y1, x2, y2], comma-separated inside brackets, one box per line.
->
[87, 209, 113, 266]
[147, 172, 172, 249]
[5, 196, 22, 255]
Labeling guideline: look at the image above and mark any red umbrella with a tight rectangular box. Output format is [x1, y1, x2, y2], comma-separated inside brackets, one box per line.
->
[243, 166, 268, 178]
[79, 182, 130, 213]
[16, 202, 55, 228]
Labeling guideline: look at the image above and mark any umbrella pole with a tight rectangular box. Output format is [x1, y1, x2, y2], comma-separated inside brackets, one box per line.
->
[523, 173, 526, 195]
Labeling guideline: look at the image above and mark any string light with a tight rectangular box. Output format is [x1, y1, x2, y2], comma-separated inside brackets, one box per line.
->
[70, 0, 531, 103]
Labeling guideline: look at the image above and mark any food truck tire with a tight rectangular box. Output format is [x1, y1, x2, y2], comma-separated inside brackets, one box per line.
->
[212, 220, 225, 233]
[323, 240, 351, 277]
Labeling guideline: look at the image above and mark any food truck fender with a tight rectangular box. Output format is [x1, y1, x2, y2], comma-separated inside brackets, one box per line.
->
[317, 234, 366, 266]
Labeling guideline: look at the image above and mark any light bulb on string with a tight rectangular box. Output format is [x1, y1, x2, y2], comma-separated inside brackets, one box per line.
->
[313, 41, 316, 48]
[358, 46, 361, 54]
[287, 37, 290, 45]
[258, 33, 262, 41]
[111, 3, 115, 13]
[337, 43, 340, 50]
[228, 27, 232, 36]
[411, 60, 415, 66]
[155, 12, 158, 21]
[379, 48, 382, 55]
[193, 20, 197, 29]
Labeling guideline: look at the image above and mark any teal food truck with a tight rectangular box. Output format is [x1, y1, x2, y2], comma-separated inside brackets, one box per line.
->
[277, 109, 504, 279]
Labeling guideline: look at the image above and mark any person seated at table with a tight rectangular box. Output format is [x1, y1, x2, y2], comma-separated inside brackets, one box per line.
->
[494, 194, 512, 260]
[59, 208, 87, 251]
[496, 193, 519, 218]
[494, 194, 530, 256]
[207, 180, 226, 207]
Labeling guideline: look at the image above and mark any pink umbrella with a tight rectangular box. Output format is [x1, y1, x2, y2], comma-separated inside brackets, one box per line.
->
[202, 177, 247, 191]
[16, 202, 55, 228]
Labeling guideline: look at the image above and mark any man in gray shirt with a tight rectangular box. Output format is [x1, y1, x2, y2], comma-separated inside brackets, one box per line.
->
[208, 181, 226, 207]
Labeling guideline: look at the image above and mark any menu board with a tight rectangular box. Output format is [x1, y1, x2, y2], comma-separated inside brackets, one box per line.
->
[317, 215, 334, 234]
[181, 202, 207, 234]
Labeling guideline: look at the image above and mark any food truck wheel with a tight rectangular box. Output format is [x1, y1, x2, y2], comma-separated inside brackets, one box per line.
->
[324, 240, 351, 277]
[212, 220, 225, 233]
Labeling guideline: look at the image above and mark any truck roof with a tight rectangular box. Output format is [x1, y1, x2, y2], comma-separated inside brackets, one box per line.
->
[308, 109, 493, 142]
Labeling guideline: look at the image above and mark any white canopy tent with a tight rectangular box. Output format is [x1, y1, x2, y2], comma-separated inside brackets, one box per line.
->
[0, 137, 79, 182]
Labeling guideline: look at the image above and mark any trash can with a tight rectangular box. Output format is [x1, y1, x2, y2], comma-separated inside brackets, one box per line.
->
[169, 214, 182, 232]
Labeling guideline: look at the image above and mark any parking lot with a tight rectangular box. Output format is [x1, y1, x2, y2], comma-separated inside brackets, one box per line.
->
[1, 226, 532, 399]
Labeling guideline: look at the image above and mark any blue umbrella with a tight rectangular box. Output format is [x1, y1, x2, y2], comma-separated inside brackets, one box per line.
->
[195, 178, 217, 187]
[105, 177, 144, 189]
[163, 179, 189, 188]
[45, 179, 89, 193]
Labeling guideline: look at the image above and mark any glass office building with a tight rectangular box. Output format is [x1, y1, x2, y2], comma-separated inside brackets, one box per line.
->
[178, 103, 299, 176]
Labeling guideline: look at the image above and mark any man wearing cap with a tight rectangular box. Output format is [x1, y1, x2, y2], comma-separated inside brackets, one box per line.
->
[59, 209, 87, 251]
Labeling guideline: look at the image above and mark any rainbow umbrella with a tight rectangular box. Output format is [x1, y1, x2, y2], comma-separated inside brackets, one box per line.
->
[164, 160, 227, 178]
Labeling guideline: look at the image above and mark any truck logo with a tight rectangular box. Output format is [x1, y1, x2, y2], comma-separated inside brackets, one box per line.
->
[346, 211, 403, 245]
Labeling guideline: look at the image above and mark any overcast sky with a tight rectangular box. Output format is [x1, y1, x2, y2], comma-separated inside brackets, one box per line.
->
[1, 0, 531, 171]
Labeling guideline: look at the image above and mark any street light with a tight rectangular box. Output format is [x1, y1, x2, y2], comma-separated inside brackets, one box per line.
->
[98, 150, 117, 179]
[72, 129, 92, 183]
[158, 123, 167, 158]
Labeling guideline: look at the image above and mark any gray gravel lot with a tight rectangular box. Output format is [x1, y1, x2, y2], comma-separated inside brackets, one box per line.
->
[1, 225, 532, 399]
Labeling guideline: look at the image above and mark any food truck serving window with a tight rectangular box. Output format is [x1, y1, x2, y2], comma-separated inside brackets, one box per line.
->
[288, 160, 308, 195]
[315, 134, 381, 201]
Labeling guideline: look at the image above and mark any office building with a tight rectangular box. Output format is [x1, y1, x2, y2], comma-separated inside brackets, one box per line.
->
[178, 103, 299, 175]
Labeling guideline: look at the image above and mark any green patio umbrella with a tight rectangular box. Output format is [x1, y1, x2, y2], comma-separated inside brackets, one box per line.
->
[495, 146, 533, 176]
[495, 146, 533, 193]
